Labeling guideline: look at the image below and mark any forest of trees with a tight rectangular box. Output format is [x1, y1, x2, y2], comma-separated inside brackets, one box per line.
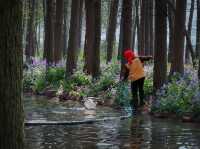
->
[20, 0, 200, 83]
[1, 0, 200, 148]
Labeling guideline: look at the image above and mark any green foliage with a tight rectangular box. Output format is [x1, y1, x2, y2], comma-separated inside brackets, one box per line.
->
[144, 78, 153, 97]
[46, 67, 65, 85]
[115, 81, 132, 107]
[89, 63, 119, 96]
[71, 71, 91, 86]
[152, 74, 199, 116]
[33, 74, 46, 92]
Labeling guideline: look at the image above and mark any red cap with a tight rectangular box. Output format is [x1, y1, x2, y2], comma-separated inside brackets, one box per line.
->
[123, 49, 135, 64]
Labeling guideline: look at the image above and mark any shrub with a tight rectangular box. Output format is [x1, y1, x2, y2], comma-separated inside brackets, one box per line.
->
[115, 81, 132, 107]
[152, 73, 200, 116]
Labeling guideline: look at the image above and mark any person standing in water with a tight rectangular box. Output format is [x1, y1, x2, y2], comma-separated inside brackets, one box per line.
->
[123, 49, 146, 113]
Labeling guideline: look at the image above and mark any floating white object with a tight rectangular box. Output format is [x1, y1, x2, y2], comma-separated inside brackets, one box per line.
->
[84, 98, 97, 110]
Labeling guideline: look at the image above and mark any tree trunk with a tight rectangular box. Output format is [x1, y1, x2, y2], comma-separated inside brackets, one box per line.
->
[149, 0, 154, 56]
[84, 0, 101, 78]
[54, 0, 64, 64]
[0, 1, 24, 148]
[75, 0, 84, 62]
[117, 4, 123, 60]
[66, 0, 81, 76]
[106, 0, 119, 63]
[185, 0, 195, 64]
[144, 0, 150, 55]
[196, 0, 200, 58]
[170, 0, 187, 75]
[92, 0, 101, 78]
[120, 0, 132, 78]
[153, 0, 167, 90]
[63, 0, 71, 57]
[167, 0, 175, 62]
[25, 0, 36, 63]
[136, 0, 140, 52]
[131, 0, 137, 50]
[139, 0, 145, 55]
[44, 0, 55, 66]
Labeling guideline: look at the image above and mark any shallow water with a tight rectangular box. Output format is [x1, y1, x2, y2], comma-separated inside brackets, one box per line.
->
[25, 96, 200, 149]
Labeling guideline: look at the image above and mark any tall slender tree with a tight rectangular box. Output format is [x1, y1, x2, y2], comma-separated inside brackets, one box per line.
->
[0, 1, 24, 148]
[149, 0, 154, 56]
[44, 0, 55, 66]
[196, 0, 200, 58]
[84, 0, 101, 78]
[153, 0, 167, 90]
[120, 0, 132, 78]
[63, 0, 71, 57]
[167, 0, 175, 62]
[117, 1, 123, 60]
[25, 0, 36, 63]
[170, 0, 187, 74]
[66, 0, 81, 76]
[138, 0, 145, 55]
[106, 0, 119, 63]
[185, 0, 195, 64]
[54, 0, 64, 64]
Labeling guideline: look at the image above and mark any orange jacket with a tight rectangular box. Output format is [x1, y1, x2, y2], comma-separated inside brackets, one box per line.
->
[125, 58, 145, 81]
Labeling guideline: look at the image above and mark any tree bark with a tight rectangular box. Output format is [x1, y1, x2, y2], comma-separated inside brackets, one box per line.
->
[84, 0, 101, 78]
[144, 0, 150, 55]
[0, 1, 24, 148]
[106, 0, 119, 63]
[131, 0, 137, 50]
[185, 0, 195, 64]
[25, 0, 36, 63]
[196, 0, 200, 58]
[44, 0, 55, 66]
[120, 0, 132, 78]
[63, 0, 71, 57]
[138, 0, 145, 55]
[170, 0, 187, 75]
[66, 0, 81, 76]
[54, 0, 64, 64]
[149, 0, 154, 56]
[117, 3, 123, 60]
[167, 0, 175, 62]
[153, 0, 167, 90]
[92, 0, 101, 78]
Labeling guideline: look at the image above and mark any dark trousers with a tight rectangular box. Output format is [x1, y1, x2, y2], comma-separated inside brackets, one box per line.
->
[131, 77, 145, 109]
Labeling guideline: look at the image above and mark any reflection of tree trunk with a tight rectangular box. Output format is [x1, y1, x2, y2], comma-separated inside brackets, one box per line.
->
[170, 0, 186, 75]
[153, 0, 167, 90]
[106, 0, 119, 63]
[120, 0, 132, 78]
[0, 1, 24, 148]
[185, 0, 194, 64]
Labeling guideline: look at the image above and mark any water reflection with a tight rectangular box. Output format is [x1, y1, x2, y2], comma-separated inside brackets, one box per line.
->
[24, 96, 200, 149]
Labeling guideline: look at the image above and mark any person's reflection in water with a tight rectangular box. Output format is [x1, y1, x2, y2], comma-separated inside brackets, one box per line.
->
[129, 116, 146, 149]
